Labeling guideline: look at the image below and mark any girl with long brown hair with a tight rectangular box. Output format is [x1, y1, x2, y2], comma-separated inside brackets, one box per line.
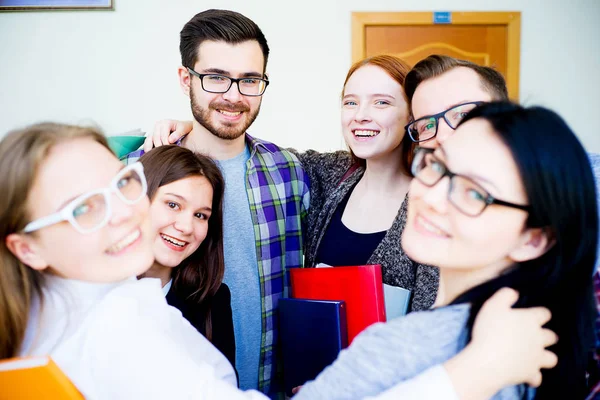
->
[138, 145, 235, 368]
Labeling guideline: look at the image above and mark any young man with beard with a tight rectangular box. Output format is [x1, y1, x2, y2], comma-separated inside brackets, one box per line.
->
[125, 9, 309, 397]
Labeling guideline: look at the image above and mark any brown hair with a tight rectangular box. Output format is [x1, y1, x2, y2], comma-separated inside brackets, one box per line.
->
[342, 54, 414, 176]
[404, 54, 509, 109]
[140, 145, 225, 342]
[180, 9, 270, 73]
[0, 122, 110, 359]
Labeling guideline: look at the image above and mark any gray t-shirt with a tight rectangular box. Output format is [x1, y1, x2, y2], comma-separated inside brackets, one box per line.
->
[217, 146, 262, 390]
[295, 303, 533, 400]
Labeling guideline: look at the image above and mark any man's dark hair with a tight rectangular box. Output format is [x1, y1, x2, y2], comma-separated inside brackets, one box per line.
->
[180, 9, 270, 73]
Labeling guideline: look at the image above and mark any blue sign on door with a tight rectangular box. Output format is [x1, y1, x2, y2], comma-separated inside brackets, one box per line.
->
[433, 11, 452, 24]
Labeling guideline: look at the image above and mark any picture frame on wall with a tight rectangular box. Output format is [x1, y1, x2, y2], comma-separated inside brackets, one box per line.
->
[0, 0, 113, 11]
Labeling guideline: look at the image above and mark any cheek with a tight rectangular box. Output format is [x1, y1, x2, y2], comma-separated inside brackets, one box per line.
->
[191, 223, 209, 247]
[247, 97, 262, 112]
[340, 109, 354, 127]
[149, 204, 173, 231]
[452, 213, 524, 257]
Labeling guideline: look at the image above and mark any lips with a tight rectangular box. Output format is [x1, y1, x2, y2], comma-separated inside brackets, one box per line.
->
[160, 233, 189, 252]
[106, 229, 142, 255]
[414, 213, 451, 238]
[353, 129, 380, 138]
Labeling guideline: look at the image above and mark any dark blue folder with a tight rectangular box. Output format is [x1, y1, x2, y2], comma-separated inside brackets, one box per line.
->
[279, 298, 348, 396]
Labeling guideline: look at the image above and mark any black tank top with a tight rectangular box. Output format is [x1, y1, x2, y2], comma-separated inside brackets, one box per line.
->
[314, 186, 387, 267]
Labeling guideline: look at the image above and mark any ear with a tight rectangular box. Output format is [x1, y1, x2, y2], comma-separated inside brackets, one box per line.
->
[178, 66, 191, 97]
[508, 227, 555, 263]
[5, 233, 49, 271]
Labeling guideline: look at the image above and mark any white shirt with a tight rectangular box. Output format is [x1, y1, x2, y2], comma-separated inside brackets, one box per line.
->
[162, 278, 173, 296]
[21, 275, 245, 399]
[20, 275, 459, 400]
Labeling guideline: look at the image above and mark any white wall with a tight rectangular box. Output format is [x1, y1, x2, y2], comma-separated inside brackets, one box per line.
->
[0, 0, 599, 153]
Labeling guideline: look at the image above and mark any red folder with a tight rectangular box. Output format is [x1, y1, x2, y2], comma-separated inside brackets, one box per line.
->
[290, 265, 386, 344]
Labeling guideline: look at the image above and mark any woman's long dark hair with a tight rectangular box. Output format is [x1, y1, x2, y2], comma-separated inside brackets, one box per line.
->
[450, 102, 598, 398]
[140, 145, 225, 341]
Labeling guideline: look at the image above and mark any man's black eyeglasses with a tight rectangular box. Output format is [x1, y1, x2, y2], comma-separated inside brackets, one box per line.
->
[187, 67, 269, 97]
[405, 101, 484, 143]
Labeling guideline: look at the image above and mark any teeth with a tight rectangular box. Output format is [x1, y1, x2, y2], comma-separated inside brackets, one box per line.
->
[418, 216, 446, 236]
[161, 234, 186, 247]
[354, 130, 379, 137]
[219, 110, 241, 117]
[106, 229, 140, 254]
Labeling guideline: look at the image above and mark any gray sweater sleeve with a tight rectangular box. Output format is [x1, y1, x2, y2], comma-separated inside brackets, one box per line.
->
[294, 305, 471, 400]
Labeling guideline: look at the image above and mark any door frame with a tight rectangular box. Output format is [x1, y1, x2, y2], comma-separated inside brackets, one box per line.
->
[351, 12, 521, 99]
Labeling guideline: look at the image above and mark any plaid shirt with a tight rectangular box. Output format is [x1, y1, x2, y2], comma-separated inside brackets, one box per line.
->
[120, 134, 310, 397]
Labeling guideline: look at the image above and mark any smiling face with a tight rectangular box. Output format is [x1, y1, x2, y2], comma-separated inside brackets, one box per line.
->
[402, 118, 531, 273]
[183, 40, 265, 141]
[341, 64, 410, 161]
[150, 176, 213, 269]
[411, 67, 493, 149]
[20, 138, 154, 282]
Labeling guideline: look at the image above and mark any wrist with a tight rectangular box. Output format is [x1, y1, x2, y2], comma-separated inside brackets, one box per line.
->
[443, 344, 501, 400]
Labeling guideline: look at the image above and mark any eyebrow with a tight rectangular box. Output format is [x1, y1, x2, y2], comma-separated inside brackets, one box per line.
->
[414, 99, 478, 119]
[165, 193, 212, 212]
[57, 165, 126, 210]
[201, 68, 264, 78]
[437, 145, 500, 192]
[342, 93, 396, 100]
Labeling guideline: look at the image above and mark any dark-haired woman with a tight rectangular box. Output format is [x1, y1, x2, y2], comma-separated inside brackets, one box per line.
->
[139, 145, 236, 371]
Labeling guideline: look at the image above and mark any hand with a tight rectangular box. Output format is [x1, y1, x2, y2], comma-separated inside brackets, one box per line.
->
[445, 288, 558, 399]
[291, 385, 303, 395]
[471, 287, 558, 387]
[143, 119, 193, 152]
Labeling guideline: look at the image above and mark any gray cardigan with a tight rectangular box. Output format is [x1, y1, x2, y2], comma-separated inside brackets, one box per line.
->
[292, 149, 439, 312]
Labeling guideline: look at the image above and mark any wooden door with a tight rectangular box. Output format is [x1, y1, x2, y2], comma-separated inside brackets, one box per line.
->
[352, 12, 521, 100]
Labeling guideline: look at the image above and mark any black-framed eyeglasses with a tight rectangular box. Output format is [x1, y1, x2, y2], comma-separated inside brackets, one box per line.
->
[411, 147, 530, 217]
[405, 101, 485, 143]
[187, 67, 269, 97]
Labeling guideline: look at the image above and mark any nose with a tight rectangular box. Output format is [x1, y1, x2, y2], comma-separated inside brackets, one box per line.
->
[436, 118, 454, 145]
[420, 176, 450, 214]
[109, 192, 135, 226]
[354, 104, 372, 123]
[173, 213, 194, 235]
[222, 80, 242, 103]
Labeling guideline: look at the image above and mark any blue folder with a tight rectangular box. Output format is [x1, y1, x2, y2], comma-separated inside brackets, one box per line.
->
[279, 298, 348, 396]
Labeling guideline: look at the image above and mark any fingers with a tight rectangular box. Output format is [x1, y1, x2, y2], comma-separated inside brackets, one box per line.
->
[143, 135, 154, 153]
[482, 287, 519, 313]
[540, 328, 558, 348]
[526, 371, 543, 388]
[170, 122, 189, 143]
[160, 121, 172, 146]
[540, 349, 558, 369]
[292, 385, 303, 394]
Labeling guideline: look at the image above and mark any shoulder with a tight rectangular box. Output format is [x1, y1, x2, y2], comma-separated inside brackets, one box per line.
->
[369, 304, 469, 338]
[94, 278, 179, 325]
[212, 283, 232, 307]
[246, 135, 303, 165]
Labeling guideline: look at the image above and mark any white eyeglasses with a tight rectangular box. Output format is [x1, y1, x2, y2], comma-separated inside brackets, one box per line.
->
[23, 162, 148, 234]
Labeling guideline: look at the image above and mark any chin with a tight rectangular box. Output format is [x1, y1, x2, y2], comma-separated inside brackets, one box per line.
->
[128, 252, 156, 277]
[154, 253, 184, 268]
[402, 232, 434, 265]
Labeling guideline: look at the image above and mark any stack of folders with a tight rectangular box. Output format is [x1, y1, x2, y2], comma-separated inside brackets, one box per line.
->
[0, 356, 84, 400]
[279, 298, 348, 396]
[280, 264, 412, 396]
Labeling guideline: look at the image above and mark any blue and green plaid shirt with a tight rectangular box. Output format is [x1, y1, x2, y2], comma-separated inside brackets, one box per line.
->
[118, 134, 310, 396]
